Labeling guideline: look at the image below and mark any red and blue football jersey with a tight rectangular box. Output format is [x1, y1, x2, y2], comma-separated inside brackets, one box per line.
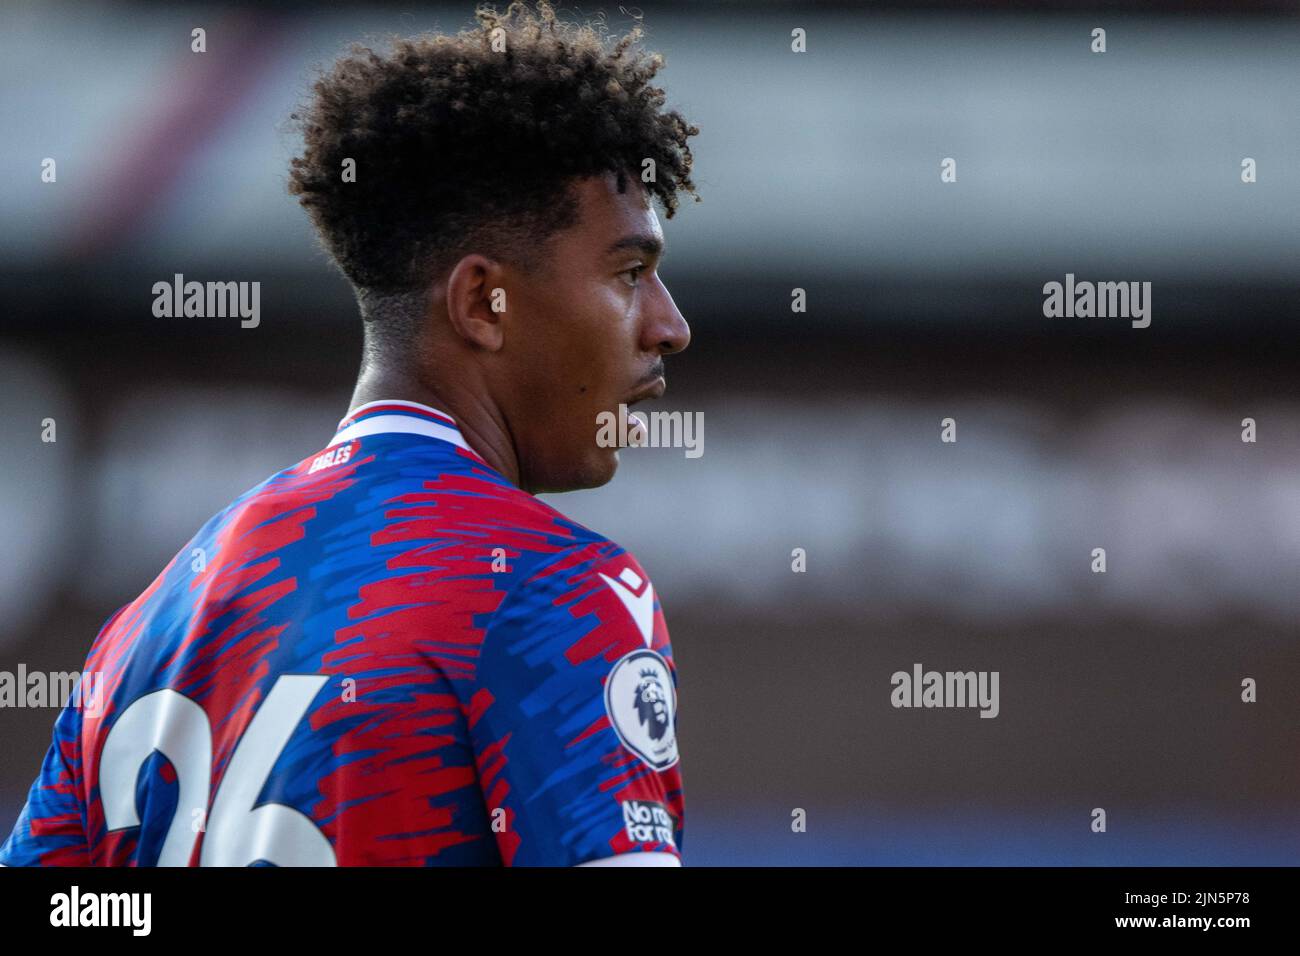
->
[0, 400, 683, 866]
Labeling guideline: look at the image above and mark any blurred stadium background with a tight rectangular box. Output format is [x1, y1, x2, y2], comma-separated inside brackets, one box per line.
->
[2, 0, 1298, 864]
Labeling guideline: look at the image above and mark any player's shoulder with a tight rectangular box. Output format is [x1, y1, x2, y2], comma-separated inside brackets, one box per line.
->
[473, 496, 678, 781]
[509, 490, 652, 585]
[484, 492, 665, 650]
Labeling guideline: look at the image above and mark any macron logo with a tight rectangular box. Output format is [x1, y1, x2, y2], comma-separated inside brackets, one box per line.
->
[598, 567, 655, 647]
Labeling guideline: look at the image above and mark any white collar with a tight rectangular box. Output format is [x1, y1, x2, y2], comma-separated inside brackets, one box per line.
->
[328, 399, 479, 458]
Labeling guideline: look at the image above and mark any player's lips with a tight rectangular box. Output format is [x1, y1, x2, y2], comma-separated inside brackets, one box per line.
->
[624, 377, 666, 407]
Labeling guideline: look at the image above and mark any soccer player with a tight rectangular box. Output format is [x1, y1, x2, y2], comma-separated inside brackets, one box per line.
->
[0, 1, 698, 866]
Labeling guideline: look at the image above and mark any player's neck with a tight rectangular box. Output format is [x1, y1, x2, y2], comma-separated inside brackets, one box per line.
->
[349, 367, 522, 490]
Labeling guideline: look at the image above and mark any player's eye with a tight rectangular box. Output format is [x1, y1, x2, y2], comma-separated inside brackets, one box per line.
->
[620, 264, 647, 287]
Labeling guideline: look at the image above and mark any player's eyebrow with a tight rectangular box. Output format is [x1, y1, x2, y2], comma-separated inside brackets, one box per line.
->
[605, 233, 664, 259]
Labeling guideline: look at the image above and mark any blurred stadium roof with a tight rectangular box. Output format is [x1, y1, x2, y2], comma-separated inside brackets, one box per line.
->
[4, 0, 1299, 331]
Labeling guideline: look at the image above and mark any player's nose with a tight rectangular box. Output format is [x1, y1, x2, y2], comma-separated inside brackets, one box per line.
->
[642, 274, 690, 357]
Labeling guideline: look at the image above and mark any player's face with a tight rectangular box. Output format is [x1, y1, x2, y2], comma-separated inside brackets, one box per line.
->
[501, 171, 690, 493]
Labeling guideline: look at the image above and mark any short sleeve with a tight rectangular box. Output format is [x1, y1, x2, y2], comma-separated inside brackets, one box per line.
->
[468, 542, 684, 866]
[0, 703, 89, 866]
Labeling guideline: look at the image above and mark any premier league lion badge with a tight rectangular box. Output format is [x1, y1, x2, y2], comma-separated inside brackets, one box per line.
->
[604, 649, 679, 771]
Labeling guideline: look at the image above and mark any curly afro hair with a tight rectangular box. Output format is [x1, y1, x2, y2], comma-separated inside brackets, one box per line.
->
[289, 1, 700, 293]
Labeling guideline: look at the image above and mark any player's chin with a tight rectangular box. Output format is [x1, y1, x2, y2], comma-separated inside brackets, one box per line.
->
[574, 446, 620, 490]
[535, 447, 619, 494]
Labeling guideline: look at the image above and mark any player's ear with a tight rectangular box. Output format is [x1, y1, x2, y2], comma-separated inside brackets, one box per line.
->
[443, 253, 506, 352]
